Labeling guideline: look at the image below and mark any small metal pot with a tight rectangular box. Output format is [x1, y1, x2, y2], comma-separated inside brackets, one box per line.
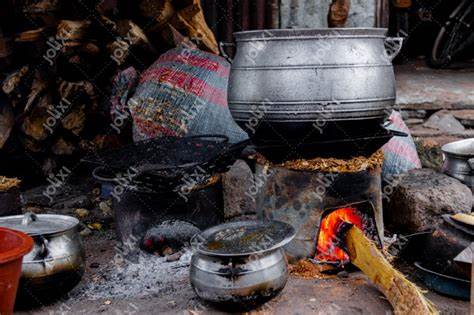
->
[441, 138, 474, 189]
[190, 220, 295, 309]
[0, 213, 85, 304]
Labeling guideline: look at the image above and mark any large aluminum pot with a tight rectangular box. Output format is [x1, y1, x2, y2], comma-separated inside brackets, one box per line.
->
[0, 213, 85, 304]
[442, 138, 474, 189]
[224, 28, 403, 144]
[189, 220, 295, 309]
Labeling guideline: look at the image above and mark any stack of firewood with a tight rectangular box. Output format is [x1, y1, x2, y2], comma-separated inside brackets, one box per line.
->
[0, 0, 218, 176]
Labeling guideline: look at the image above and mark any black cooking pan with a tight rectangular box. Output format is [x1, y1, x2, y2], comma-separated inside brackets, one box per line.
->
[253, 128, 407, 163]
[414, 262, 470, 300]
[85, 135, 251, 192]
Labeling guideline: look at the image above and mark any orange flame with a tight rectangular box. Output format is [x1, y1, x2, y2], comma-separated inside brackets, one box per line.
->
[316, 207, 364, 263]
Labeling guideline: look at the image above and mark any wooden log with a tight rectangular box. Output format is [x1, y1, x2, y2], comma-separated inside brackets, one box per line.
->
[108, 20, 154, 65]
[21, 93, 52, 141]
[344, 225, 438, 315]
[174, 0, 218, 54]
[140, 0, 175, 27]
[61, 104, 85, 136]
[56, 20, 91, 44]
[328, 0, 350, 27]
[2, 66, 30, 97]
[0, 101, 14, 149]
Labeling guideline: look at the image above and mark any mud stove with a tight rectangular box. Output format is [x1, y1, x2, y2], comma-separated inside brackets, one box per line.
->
[254, 151, 384, 265]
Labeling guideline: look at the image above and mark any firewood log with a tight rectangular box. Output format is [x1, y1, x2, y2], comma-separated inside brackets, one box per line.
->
[22, 0, 59, 13]
[140, 0, 176, 27]
[51, 137, 75, 155]
[328, 0, 350, 27]
[174, 0, 218, 54]
[20, 135, 43, 153]
[140, 0, 218, 53]
[107, 20, 154, 65]
[15, 27, 47, 42]
[21, 93, 52, 141]
[61, 104, 85, 135]
[24, 72, 47, 113]
[0, 100, 14, 149]
[343, 225, 438, 315]
[2, 66, 30, 98]
[57, 20, 91, 45]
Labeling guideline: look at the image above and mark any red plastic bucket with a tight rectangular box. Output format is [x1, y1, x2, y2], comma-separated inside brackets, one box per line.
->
[0, 227, 33, 315]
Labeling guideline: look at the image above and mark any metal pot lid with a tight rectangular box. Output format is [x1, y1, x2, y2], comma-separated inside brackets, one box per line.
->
[442, 138, 474, 157]
[0, 213, 79, 236]
[191, 220, 296, 257]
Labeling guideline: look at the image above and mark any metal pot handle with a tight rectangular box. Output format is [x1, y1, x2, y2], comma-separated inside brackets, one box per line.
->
[92, 166, 119, 183]
[38, 236, 50, 258]
[384, 37, 404, 61]
[468, 158, 474, 172]
[218, 42, 235, 63]
[22, 212, 38, 225]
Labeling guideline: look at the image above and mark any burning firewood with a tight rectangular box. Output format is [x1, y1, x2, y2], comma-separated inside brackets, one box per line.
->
[341, 224, 438, 315]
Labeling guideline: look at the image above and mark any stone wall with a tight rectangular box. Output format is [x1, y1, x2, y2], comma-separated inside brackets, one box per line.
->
[280, 0, 376, 28]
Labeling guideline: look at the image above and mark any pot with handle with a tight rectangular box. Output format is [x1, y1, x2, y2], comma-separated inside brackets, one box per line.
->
[441, 138, 474, 189]
[189, 220, 296, 309]
[223, 28, 403, 145]
[0, 213, 85, 305]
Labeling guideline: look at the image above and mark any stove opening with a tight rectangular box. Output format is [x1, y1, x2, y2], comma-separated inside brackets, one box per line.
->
[315, 201, 380, 265]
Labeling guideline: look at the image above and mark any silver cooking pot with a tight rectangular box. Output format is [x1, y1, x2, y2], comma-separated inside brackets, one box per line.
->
[189, 220, 295, 309]
[442, 138, 474, 189]
[223, 28, 403, 144]
[0, 212, 85, 304]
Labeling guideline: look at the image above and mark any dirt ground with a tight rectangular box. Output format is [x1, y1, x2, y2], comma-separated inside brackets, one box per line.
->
[14, 230, 469, 315]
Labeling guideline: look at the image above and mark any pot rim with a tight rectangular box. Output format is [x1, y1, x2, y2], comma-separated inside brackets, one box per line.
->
[441, 138, 474, 158]
[191, 220, 296, 257]
[233, 27, 388, 41]
[0, 214, 80, 237]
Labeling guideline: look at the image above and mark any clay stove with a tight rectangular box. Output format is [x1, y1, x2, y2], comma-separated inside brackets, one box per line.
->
[254, 151, 384, 264]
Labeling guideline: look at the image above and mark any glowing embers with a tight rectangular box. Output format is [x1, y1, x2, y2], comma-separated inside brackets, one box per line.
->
[315, 201, 379, 265]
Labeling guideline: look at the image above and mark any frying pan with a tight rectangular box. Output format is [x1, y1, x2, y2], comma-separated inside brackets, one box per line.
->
[414, 262, 470, 300]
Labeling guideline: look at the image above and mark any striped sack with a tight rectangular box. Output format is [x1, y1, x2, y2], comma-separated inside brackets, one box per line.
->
[127, 45, 247, 143]
[382, 110, 421, 177]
